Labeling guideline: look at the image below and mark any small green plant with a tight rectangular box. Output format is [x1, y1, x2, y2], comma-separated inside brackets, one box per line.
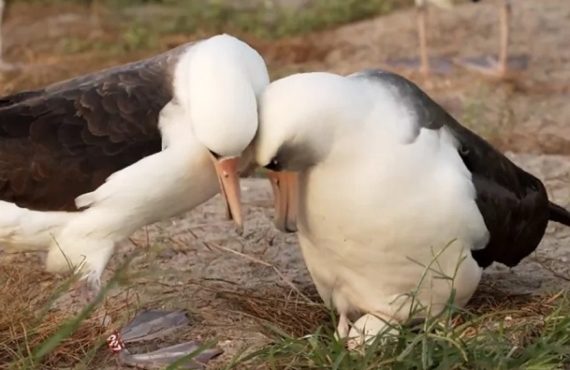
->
[109, 0, 410, 40]
[224, 246, 570, 369]
[14, 0, 412, 56]
[461, 84, 516, 147]
[121, 22, 157, 51]
[209, 0, 400, 38]
[227, 293, 570, 369]
[0, 252, 138, 369]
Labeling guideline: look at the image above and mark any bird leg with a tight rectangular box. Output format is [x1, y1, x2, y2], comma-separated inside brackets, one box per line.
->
[0, 0, 5, 67]
[70, 273, 101, 306]
[346, 313, 399, 351]
[497, 0, 511, 76]
[336, 313, 350, 340]
[47, 269, 105, 319]
[385, 2, 452, 75]
[457, 0, 522, 78]
[0, 0, 20, 72]
[417, 3, 430, 76]
[46, 234, 115, 315]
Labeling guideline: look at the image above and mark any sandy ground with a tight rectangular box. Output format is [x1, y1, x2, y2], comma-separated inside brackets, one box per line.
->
[3, 156, 567, 368]
[261, 0, 570, 154]
[0, 0, 569, 368]
[120, 152, 570, 366]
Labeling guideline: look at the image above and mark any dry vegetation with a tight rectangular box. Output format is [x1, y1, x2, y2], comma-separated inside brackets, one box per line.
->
[0, 259, 123, 368]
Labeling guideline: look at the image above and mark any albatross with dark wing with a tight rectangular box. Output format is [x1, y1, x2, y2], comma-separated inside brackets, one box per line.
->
[254, 70, 570, 348]
[0, 34, 269, 295]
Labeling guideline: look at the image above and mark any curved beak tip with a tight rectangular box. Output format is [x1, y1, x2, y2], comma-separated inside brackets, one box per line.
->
[235, 222, 244, 236]
[285, 224, 298, 233]
[212, 156, 245, 233]
[268, 171, 299, 234]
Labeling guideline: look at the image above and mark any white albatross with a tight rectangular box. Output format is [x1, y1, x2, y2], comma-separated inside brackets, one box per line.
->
[253, 70, 570, 348]
[0, 34, 269, 295]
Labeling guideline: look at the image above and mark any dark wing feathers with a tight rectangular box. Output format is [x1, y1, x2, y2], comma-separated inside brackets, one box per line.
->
[549, 202, 570, 226]
[358, 70, 556, 268]
[447, 121, 549, 268]
[0, 43, 190, 211]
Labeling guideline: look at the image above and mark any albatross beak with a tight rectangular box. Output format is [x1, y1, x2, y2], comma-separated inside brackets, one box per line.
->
[267, 171, 298, 233]
[212, 156, 243, 234]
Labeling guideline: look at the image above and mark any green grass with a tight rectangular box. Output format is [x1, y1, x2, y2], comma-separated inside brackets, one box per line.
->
[0, 252, 215, 369]
[2, 260, 131, 369]
[5, 237, 570, 369]
[228, 294, 570, 369]
[15, 0, 413, 57]
[3, 253, 570, 369]
[14, 0, 408, 35]
[461, 84, 515, 148]
[41, 0, 410, 56]
[157, 0, 406, 39]
[110, 0, 409, 42]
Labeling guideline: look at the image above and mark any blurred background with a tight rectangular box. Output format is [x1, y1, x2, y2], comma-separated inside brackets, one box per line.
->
[0, 0, 569, 154]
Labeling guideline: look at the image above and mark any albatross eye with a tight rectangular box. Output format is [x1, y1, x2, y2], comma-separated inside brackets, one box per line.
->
[208, 149, 221, 159]
[264, 157, 281, 171]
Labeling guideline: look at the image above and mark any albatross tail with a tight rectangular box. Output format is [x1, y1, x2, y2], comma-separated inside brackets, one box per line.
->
[549, 202, 570, 227]
[0, 201, 75, 251]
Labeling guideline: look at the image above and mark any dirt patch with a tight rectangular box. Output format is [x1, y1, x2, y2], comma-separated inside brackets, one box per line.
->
[109, 153, 570, 368]
[1, 153, 569, 368]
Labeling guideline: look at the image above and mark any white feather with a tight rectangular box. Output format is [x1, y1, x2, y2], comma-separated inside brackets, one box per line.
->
[0, 201, 74, 251]
[46, 102, 218, 282]
[3, 34, 269, 288]
[174, 34, 269, 157]
[257, 72, 489, 338]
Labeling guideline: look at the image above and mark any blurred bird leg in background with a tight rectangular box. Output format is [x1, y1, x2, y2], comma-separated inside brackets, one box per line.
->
[457, 0, 528, 78]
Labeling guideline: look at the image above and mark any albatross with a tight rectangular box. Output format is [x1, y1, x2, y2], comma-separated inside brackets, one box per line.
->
[0, 34, 269, 294]
[254, 70, 570, 347]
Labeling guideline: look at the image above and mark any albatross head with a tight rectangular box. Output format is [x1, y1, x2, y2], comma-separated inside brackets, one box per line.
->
[255, 72, 360, 232]
[174, 34, 269, 232]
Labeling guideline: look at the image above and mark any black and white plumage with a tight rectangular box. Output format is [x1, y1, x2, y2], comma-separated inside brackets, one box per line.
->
[0, 34, 269, 290]
[0, 44, 182, 210]
[254, 69, 570, 347]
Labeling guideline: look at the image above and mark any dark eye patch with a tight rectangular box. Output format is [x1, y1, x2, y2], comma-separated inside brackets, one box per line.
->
[264, 157, 282, 171]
